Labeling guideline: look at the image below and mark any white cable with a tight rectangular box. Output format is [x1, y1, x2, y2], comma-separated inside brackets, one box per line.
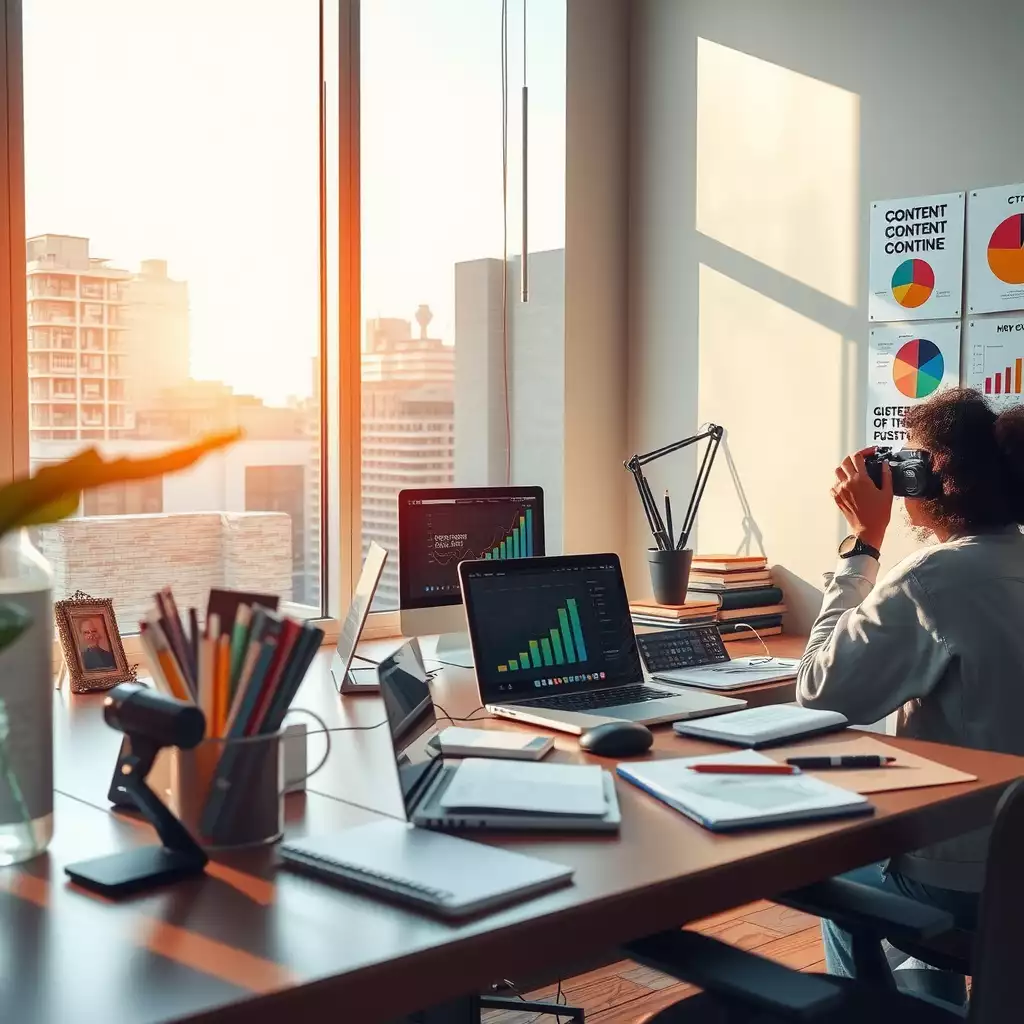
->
[726, 623, 775, 664]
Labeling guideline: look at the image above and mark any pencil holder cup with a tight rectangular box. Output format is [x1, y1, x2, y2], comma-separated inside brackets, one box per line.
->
[170, 711, 330, 850]
[647, 548, 693, 606]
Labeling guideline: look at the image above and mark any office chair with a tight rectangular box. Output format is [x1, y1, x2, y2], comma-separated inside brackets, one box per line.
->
[624, 776, 1024, 1023]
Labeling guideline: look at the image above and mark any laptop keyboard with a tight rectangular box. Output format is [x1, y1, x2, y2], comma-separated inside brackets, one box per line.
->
[517, 684, 672, 712]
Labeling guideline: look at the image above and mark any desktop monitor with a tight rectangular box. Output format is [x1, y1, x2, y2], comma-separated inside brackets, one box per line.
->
[398, 486, 545, 666]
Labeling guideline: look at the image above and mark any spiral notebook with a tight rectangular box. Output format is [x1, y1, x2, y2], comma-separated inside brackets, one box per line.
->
[280, 819, 574, 919]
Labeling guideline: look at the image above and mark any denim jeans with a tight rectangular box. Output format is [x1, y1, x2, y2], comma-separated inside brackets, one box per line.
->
[821, 863, 979, 1007]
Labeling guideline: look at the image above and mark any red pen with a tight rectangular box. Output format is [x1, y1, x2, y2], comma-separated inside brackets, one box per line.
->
[688, 763, 799, 775]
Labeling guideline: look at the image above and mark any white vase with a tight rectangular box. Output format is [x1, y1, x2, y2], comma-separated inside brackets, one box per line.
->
[0, 529, 54, 865]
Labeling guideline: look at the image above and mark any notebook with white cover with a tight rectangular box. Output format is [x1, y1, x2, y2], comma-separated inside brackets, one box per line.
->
[438, 759, 608, 816]
[617, 749, 872, 832]
[653, 656, 800, 691]
[280, 818, 574, 919]
[673, 705, 848, 748]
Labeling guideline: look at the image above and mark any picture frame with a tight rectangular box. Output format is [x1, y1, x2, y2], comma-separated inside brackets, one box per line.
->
[54, 592, 135, 694]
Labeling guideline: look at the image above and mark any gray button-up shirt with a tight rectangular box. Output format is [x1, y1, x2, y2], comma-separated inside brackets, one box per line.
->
[797, 526, 1024, 892]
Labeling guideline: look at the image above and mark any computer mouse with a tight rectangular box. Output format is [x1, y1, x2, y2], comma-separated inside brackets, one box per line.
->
[578, 720, 654, 758]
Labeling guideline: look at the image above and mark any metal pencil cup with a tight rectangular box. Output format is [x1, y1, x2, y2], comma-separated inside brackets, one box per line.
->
[172, 730, 286, 850]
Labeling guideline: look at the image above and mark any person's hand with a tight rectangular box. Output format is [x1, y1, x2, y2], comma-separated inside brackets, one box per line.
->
[831, 447, 892, 551]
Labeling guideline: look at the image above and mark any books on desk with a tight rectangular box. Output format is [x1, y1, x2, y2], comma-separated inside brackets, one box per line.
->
[630, 598, 720, 630]
[617, 750, 872, 832]
[281, 819, 574, 919]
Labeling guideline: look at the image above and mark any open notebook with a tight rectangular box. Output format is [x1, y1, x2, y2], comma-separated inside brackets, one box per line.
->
[617, 749, 873, 832]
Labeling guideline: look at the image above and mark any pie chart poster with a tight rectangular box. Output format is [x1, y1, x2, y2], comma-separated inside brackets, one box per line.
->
[866, 321, 961, 447]
[868, 192, 964, 323]
[966, 183, 1024, 315]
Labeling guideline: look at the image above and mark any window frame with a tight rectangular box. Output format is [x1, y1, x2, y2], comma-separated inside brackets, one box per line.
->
[0, 0, 402, 653]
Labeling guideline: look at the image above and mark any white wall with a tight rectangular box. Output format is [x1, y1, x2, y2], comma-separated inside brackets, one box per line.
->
[629, 0, 1024, 629]
[563, 0, 631, 559]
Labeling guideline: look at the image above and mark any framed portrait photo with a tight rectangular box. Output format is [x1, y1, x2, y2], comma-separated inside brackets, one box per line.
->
[54, 594, 134, 694]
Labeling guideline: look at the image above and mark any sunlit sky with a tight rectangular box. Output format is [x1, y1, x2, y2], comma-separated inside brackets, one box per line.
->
[23, 0, 566, 405]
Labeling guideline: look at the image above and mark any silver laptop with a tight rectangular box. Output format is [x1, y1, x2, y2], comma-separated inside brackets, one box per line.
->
[378, 638, 621, 833]
[331, 541, 389, 693]
[458, 553, 746, 734]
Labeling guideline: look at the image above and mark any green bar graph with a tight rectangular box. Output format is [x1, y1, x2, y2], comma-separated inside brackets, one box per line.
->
[566, 598, 588, 661]
[495, 599, 590, 673]
[485, 507, 535, 561]
[550, 629, 565, 664]
[540, 638, 554, 666]
[529, 640, 542, 668]
[558, 608, 577, 662]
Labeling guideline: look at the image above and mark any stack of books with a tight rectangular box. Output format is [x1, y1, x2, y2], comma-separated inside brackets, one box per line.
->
[629, 596, 720, 630]
[686, 555, 786, 641]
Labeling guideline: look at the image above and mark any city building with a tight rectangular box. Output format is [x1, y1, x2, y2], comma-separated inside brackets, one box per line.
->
[122, 258, 190, 408]
[361, 306, 455, 607]
[27, 234, 133, 443]
[26, 234, 191, 444]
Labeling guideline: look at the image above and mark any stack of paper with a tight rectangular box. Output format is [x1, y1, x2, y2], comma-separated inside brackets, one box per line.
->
[439, 759, 608, 817]
[617, 749, 872, 831]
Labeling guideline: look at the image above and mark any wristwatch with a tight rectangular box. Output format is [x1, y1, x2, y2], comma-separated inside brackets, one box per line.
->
[838, 535, 881, 560]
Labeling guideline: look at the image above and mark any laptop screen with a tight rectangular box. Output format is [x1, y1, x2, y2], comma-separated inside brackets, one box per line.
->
[460, 554, 643, 704]
[377, 640, 443, 818]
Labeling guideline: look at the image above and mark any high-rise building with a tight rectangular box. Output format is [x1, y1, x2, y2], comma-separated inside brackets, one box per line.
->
[361, 307, 455, 607]
[27, 234, 133, 442]
[26, 234, 191, 443]
[123, 259, 190, 407]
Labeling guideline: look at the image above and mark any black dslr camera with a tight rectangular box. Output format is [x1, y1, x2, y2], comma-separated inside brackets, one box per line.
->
[865, 447, 938, 498]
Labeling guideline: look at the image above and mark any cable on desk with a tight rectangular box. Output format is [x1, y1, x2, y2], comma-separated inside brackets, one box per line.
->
[432, 703, 490, 725]
[725, 623, 775, 664]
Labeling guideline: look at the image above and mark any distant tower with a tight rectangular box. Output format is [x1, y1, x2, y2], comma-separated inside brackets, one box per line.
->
[415, 304, 433, 340]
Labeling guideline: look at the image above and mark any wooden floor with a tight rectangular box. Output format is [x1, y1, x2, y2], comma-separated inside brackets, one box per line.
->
[482, 901, 823, 1023]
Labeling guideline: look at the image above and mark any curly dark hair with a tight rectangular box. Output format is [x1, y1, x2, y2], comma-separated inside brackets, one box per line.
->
[902, 388, 1024, 534]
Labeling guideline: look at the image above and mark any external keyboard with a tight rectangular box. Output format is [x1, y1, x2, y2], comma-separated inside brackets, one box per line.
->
[518, 684, 673, 712]
[636, 626, 730, 673]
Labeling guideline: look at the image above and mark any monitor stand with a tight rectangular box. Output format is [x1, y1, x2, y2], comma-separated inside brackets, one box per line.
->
[434, 630, 475, 668]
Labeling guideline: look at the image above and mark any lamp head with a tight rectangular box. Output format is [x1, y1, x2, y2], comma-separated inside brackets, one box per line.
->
[103, 683, 206, 751]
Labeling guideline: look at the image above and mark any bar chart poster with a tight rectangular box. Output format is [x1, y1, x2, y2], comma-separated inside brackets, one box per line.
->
[967, 183, 1024, 314]
[868, 192, 964, 323]
[966, 317, 1024, 410]
[866, 322, 960, 446]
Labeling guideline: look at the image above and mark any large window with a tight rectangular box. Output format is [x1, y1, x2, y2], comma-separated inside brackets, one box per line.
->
[20, 0, 325, 626]
[359, 0, 566, 610]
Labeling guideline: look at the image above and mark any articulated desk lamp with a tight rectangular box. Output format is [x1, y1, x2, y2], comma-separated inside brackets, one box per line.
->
[624, 423, 724, 605]
[65, 683, 208, 897]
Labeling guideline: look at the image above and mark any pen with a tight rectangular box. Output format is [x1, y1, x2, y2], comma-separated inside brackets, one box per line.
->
[785, 756, 897, 769]
[688, 763, 799, 775]
[664, 490, 674, 550]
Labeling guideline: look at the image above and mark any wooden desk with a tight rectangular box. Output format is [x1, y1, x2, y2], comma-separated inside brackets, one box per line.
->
[7, 638, 1022, 1023]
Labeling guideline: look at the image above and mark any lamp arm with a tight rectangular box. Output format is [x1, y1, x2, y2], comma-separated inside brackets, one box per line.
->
[632, 425, 722, 468]
[679, 428, 723, 549]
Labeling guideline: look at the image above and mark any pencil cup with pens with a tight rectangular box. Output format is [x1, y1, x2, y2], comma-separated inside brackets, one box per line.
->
[137, 586, 330, 849]
[624, 423, 725, 606]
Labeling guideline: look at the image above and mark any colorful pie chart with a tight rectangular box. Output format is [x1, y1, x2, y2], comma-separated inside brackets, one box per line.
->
[891, 259, 935, 308]
[893, 338, 944, 399]
[987, 214, 1024, 285]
